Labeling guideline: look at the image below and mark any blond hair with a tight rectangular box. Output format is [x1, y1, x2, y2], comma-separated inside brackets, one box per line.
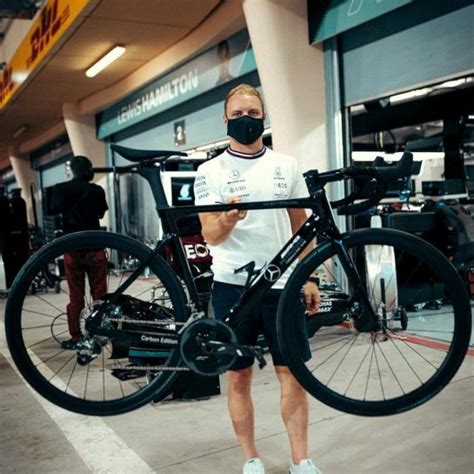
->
[224, 84, 265, 115]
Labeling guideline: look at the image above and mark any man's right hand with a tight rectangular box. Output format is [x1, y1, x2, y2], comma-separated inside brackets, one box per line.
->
[222, 196, 247, 225]
[198, 196, 247, 245]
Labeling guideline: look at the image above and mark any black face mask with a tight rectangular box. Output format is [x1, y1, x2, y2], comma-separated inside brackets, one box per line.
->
[227, 115, 264, 145]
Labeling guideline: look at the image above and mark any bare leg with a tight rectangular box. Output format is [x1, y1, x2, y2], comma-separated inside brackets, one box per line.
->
[275, 366, 309, 464]
[226, 366, 259, 460]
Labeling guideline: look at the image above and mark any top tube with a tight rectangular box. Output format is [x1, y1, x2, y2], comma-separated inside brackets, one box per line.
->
[161, 197, 316, 217]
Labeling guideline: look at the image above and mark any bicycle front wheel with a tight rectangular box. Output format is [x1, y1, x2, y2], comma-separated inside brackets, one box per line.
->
[5, 231, 188, 416]
[277, 228, 472, 416]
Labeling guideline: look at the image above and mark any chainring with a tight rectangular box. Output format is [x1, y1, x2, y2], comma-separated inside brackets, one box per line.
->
[180, 319, 238, 376]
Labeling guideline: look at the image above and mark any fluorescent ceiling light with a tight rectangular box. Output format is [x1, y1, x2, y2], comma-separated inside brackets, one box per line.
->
[390, 87, 431, 104]
[438, 78, 468, 89]
[86, 46, 126, 78]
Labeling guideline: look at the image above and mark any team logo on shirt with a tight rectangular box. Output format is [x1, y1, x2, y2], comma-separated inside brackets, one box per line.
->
[274, 167, 282, 178]
[229, 170, 240, 180]
[264, 264, 281, 282]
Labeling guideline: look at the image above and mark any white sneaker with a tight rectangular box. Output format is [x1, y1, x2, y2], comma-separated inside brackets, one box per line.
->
[243, 457, 265, 474]
[289, 458, 321, 474]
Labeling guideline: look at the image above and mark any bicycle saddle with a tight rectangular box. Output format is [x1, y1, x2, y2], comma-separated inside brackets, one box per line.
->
[111, 144, 188, 163]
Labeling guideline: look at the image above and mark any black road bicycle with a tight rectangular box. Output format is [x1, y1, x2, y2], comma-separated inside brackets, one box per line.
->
[5, 146, 472, 417]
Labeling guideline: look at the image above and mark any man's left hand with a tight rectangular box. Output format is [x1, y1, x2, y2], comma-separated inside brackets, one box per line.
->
[304, 281, 320, 316]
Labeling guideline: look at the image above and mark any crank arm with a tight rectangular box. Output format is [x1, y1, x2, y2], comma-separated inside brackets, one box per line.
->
[207, 341, 267, 369]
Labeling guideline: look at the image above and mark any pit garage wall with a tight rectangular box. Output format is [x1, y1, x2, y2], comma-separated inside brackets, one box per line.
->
[338, 1, 474, 106]
[103, 0, 330, 240]
[101, 27, 263, 241]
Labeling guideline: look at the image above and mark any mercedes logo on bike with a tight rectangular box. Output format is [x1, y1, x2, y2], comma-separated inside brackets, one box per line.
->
[264, 264, 281, 282]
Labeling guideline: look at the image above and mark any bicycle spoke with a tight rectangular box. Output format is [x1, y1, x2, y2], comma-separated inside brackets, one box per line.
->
[373, 342, 385, 400]
[33, 294, 66, 315]
[322, 261, 343, 291]
[374, 338, 406, 395]
[34, 348, 65, 368]
[83, 364, 90, 400]
[386, 332, 424, 384]
[23, 322, 67, 330]
[312, 334, 353, 353]
[48, 352, 77, 382]
[65, 359, 78, 394]
[23, 308, 60, 320]
[326, 334, 360, 385]
[27, 329, 69, 349]
[363, 346, 375, 401]
[344, 341, 372, 396]
[312, 336, 354, 373]
[397, 337, 440, 371]
[132, 286, 154, 300]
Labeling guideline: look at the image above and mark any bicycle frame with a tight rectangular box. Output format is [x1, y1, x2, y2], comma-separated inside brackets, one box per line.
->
[112, 163, 378, 339]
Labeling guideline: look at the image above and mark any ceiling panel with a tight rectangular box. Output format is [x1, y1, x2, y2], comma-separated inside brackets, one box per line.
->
[36, 54, 145, 86]
[0, 0, 224, 170]
[56, 18, 189, 61]
[90, 0, 220, 27]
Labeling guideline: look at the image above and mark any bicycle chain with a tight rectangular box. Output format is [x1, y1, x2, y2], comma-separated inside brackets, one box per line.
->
[105, 317, 185, 326]
[111, 365, 190, 372]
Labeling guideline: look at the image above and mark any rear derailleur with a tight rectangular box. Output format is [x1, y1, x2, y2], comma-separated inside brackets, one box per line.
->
[75, 337, 104, 366]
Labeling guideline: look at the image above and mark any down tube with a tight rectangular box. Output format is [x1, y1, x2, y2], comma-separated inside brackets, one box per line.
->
[223, 213, 321, 328]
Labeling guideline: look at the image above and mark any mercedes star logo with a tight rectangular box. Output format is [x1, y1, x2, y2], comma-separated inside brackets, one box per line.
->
[264, 264, 281, 282]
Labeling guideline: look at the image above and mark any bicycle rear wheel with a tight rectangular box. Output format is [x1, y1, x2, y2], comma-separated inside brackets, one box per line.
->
[277, 228, 472, 416]
[5, 231, 188, 416]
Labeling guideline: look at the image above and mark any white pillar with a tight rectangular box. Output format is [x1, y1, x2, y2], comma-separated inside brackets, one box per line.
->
[63, 101, 106, 169]
[242, 0, 328, 173]
[9, 145, 37, 224]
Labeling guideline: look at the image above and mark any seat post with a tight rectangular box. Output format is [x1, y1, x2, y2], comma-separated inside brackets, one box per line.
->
[138, 164, 169, 208]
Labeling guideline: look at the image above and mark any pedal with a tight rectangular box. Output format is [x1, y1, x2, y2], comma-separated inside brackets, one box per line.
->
[253, 347, 267, 369]
[111, 367, 146, 381]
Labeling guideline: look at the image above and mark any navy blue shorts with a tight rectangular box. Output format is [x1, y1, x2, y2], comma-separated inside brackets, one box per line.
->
[211, 281, 312, 371]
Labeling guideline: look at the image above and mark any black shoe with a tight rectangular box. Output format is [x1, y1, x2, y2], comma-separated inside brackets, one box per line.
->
[61, 339, 80, 350]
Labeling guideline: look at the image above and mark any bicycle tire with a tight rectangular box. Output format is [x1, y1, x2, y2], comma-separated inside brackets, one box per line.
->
[277, 228, 471, 416]
[5, 231, 188, 416]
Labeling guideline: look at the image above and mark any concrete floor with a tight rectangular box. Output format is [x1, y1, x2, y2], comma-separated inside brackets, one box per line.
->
[1, 297, 473, 474]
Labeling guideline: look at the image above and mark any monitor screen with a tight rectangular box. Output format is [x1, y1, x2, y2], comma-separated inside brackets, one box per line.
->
[171, 176, 196, 206]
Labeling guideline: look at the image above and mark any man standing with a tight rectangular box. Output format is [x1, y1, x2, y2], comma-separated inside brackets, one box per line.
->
[51, 156, 108, 350]
[194, 84, 321, 474]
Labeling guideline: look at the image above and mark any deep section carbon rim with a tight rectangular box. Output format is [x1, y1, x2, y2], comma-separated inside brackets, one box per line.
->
[277, 229, 471, 416]
[5, 231, 188, 415]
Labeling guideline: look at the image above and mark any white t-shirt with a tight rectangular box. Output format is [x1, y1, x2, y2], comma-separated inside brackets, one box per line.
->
[194, 147, 308, 289]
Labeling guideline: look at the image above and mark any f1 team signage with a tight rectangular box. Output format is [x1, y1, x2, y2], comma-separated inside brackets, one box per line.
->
[115, 69, 199, 127]
[309, 0, 412, 44]
[97, 29, 257, 139]
[0, 0, 91, 111]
